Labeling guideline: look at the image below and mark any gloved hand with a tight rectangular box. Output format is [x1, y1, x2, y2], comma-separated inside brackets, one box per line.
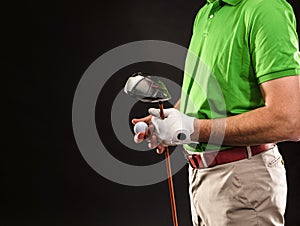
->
[149, 108, 196, 145]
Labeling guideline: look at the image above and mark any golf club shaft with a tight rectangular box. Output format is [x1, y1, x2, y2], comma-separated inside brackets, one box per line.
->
[165, 147, 179, 226]
[159, 102, 179, 226]
[159, 102, 165, 119]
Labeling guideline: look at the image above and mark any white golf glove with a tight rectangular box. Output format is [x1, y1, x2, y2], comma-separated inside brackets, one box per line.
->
[149, 108, 196, 145]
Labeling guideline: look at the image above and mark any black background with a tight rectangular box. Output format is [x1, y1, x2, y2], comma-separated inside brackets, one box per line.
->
[8, 0, 300, 225]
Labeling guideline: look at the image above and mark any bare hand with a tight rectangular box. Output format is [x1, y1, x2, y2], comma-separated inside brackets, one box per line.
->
[132, 115, 165, 154]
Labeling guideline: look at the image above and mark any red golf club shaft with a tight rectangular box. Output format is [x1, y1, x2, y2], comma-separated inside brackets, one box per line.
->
[159, 102, 179, 226]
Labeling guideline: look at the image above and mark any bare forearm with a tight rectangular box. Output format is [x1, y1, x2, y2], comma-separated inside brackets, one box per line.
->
[192, 106, 300, 146]
[173, 99, 180, 110]
[191, 76, 300, 146]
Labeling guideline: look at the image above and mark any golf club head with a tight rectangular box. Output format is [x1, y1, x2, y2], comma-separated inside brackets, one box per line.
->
[124, 72, 171, 103]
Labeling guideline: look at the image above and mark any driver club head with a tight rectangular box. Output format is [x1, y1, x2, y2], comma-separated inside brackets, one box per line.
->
[124, 72, 171, 103]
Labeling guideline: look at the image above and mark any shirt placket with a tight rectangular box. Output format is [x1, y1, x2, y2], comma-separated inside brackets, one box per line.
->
[203, 1, 223, 38]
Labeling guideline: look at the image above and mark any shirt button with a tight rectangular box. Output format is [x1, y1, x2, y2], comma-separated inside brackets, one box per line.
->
[209, 14, 214, 19]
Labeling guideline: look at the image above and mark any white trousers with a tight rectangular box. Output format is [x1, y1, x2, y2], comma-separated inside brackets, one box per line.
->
[189, 146, 287, 226]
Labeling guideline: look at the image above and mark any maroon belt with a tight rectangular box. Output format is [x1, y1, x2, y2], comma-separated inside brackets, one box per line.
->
[188, 143, 275, 169]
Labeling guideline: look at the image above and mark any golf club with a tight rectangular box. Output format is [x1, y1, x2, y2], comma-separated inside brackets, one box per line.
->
[124, 72, 179, 226]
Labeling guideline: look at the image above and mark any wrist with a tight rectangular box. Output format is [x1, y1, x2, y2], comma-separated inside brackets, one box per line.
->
[191, 118, 201, 142]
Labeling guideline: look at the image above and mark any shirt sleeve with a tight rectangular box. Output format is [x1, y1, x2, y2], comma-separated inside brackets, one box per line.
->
[249, 1, 300, 84]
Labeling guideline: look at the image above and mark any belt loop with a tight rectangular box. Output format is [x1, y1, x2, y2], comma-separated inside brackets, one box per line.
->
[200, 152, 208, 168]
[246, 146, 252, 159]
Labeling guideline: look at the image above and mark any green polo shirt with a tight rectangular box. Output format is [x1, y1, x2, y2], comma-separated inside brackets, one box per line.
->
[181, 0, 300, 152]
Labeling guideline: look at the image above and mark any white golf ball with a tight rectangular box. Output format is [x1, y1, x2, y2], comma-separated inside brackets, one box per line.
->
[134, 121, 148, 134]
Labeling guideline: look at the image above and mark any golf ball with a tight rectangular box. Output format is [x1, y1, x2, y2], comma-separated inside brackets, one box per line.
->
[134, 121, 148, 134]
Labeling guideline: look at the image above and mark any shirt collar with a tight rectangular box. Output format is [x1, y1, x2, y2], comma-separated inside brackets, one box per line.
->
[207, 0, 243, 6]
